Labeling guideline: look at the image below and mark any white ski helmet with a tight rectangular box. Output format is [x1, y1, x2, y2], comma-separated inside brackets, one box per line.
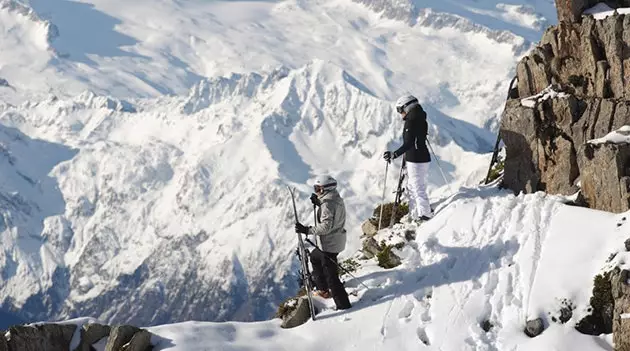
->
[395, 95, 418, 114]
[314, 175, 337, 192]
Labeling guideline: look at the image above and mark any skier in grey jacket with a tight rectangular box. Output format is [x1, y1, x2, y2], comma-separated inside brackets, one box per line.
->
[295, 175, 352, 310]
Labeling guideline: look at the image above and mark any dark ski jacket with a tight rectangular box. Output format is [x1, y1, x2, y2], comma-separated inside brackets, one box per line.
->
[393, 104, 431, 163]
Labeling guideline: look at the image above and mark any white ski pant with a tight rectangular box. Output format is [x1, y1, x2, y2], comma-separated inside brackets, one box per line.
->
[406, 161, 431, 219]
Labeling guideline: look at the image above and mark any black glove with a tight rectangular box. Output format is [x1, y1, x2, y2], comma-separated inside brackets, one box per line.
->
[383, 151, 393, 163]
[295, 222, 310, 234]
[310, 193, 321, 207]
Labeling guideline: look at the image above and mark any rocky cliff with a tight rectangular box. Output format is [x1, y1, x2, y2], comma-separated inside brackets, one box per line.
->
[501, 5, 630, 213]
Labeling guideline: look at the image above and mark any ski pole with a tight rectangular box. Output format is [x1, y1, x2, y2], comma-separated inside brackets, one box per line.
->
[377, 161, 389, 231]
[426, 140, 454, 193]
[304, 237, 371, 291]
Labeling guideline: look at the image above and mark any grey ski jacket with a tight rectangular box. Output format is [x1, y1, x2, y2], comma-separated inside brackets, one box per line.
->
[309, 189, 347, 253]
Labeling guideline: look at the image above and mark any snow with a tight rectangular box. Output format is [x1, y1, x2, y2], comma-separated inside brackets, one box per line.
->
[588, 125, 630, 145]
[521, 85, 570, 108]
[131, 188, 624, 350]
[622, 313, 630, 319]
[584, 3, 630, 20]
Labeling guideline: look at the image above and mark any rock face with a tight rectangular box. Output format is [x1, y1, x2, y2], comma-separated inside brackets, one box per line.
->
[6, 324, 76, 351]
[577, 143, 630, 212]
[0, 322, 152, 351]
[501, 10, 630, 213]
[611, 269, 630, 351]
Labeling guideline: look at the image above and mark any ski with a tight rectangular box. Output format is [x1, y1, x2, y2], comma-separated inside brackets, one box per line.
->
[389, 157, 407, 227]
[287, 186, 317, 321]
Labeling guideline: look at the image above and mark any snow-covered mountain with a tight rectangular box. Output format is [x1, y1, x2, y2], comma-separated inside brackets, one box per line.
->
[0, 0, 557, 328]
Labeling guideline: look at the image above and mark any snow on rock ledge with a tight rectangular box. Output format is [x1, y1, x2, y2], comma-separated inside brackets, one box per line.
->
[583, 3, 630, 20]
[520, 85, 570, 108]
[588, 125, 630, 145]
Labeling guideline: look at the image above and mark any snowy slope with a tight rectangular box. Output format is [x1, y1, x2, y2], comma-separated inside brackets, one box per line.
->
[87, 187, 624, 350]
[0, 0, 559, 328]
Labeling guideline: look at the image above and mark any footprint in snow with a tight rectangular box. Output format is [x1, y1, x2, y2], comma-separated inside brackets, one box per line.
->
[417, 327, 431, 346]
[398, 299, 415, 320]
[414, 287, 433, 323]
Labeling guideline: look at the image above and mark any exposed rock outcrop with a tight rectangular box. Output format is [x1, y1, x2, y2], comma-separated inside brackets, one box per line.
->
[501, 9, 630, 213]
[6, 324, 76, 351]
[0, 322, 152, 351]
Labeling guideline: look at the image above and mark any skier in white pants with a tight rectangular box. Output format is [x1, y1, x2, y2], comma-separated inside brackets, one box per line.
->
[384, 95, 433, 221]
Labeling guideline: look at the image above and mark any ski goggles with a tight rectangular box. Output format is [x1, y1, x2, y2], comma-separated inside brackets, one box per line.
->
[314, 183, 336, 193]
[396, 100, 417, 114]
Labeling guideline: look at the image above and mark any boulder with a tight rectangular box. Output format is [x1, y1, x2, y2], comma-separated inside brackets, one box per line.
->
[525, 318, 545, 337]
[281, 296, 312, 329]
[361, 219, 378, 237]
